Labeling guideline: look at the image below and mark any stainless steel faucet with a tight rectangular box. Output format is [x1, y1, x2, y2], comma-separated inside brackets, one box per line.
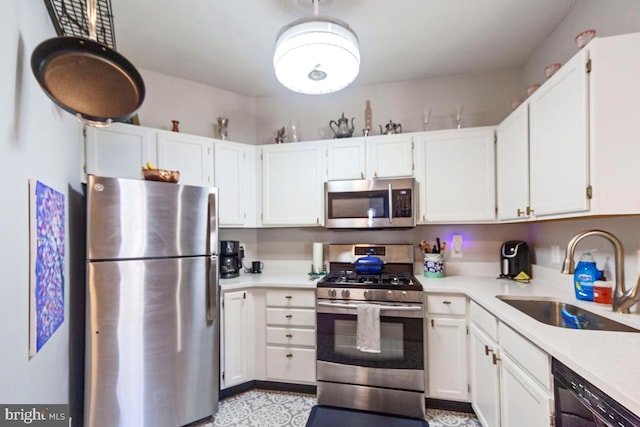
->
[561, 229, 640, 313]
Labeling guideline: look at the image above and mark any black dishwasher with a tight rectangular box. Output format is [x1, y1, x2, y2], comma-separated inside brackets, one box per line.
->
[553, 358, 640, 427]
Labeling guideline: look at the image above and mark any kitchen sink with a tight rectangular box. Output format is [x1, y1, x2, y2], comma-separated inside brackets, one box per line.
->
[496, 296, 640, 332]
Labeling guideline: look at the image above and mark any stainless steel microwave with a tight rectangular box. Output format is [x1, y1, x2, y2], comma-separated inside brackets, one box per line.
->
[325, 178, 416, 228]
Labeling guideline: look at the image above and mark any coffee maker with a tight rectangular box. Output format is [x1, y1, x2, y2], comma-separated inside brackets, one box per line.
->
[220, 240, 242, 279]
[500, 240, 531, 279]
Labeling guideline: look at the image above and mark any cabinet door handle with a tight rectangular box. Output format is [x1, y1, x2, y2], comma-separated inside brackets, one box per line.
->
[517, 208, 524, 217]
[484, 345, 493, 356]
[360, 171, 364, 179]
[286, 353, 293, 358]
[430, 319, 434, 328]
[374, 170, 378, 178]
[526, 206, 534, 216]
[492, 354, 501, 365]
[285, 314, 293, 319]
[285, 334, 293, 338]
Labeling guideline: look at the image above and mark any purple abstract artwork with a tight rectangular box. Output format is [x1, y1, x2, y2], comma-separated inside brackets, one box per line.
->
[29, 180, 65, 356]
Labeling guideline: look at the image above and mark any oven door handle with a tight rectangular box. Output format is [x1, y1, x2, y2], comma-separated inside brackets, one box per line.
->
[317, 301, 423, 311]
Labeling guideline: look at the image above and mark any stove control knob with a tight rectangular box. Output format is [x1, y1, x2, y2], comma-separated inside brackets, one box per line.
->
[341, 289, 350, 298]
[387, 290, 394, 300]
[363, 290, 372, 300]
[329, 288, 337, 298]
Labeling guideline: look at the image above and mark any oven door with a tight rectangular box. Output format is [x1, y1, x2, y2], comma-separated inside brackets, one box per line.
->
[316, 300, 423, 370]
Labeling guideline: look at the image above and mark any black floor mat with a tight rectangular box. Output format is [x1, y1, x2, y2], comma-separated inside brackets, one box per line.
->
[305, 405, 429, 427]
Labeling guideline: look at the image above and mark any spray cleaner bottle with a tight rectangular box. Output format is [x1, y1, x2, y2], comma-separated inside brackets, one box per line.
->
[574, 250, 602, 301]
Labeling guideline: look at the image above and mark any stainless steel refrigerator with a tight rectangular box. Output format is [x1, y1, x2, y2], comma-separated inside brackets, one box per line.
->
[85, 175, 219, 427]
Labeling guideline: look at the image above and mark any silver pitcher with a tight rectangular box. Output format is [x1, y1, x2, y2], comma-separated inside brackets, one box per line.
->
[379, 120, 402, 135]
[329, 113, 355, 138]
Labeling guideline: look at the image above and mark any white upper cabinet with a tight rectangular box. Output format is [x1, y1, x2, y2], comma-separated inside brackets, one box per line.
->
[261, 141, 326, 226]
[496, 103, 530, 221]
[84, 123, 214, 188]
[366, 134, 414, 178]
[214, 140, 257, 227]
[497, 32, 640, 221]
[415, 128, 496, 223]
[326, 134, 413, 180]
[85, 123, 156, 180]
[326, 138, 366, 180]
[156, 130, 213, 187]
[529, 47, 589, 218]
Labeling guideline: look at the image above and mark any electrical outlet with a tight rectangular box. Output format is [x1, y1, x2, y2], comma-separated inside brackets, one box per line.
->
[552, 245, 561, 263]
[239, 242, 247, 259]
[452, 235, 463, 258]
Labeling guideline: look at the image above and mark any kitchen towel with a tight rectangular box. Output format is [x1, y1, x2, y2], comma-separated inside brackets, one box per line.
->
[356, 303, 381, 353]
[312, 242, 323, 273]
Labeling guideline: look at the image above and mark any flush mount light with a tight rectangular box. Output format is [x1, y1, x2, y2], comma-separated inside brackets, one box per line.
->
[273, 0, 360, 95]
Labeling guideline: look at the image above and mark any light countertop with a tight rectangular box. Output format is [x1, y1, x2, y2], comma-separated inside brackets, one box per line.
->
[219, 264, 640, 416]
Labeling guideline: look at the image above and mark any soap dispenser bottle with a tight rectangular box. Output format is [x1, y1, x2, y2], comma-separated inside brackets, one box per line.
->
[574, 250, 601, 301]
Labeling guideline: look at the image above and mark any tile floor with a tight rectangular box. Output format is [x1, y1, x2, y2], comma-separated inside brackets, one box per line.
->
[188, 389, 481, 427]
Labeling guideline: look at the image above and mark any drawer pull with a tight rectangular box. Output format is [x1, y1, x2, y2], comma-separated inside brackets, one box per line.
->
[285, 334, 293, 338]
[285, 315, 293, 319]
[442, 301, 452, 305]
[286, 353, 293, 358]
[285, 295, 293, 299]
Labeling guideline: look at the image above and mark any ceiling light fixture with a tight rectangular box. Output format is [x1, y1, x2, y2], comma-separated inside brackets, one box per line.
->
[273, 0, 360, 95]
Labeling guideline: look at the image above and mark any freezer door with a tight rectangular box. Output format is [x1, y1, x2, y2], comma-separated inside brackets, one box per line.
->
[87, 175, 218, 260]
[85, 257, 219, 427]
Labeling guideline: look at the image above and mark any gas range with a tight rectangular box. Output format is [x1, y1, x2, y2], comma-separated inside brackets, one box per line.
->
[316, 244, 423, 303]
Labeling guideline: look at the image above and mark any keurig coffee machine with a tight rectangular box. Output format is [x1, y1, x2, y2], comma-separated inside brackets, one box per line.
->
[220, 240, 242, 278]
[500, 240, 531, 279]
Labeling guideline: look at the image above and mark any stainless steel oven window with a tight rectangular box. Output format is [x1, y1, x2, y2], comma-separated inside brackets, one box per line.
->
[334, 319, 404, 361]
[317, 312, 423, 370]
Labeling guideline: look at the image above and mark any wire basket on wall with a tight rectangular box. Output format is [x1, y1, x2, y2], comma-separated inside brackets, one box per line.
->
[43, 0, 116, 49]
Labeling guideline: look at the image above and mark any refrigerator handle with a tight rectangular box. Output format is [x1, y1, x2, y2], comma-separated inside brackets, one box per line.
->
[208, 190, 219, 255]
[207, 256, 219, 323]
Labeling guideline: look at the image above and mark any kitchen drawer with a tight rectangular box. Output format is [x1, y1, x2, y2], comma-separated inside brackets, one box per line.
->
[470, 301, 498, 341]
[266, 289, 315, 308]
[266, 308, 316, 327]
[427, 294, 467, 316]
[266, 327, 316, 347]
[266, 346, 316, 383]
[499, 322, 551, 390]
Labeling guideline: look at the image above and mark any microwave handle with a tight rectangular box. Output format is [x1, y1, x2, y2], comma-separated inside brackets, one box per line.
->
[388, 183, 393, 224]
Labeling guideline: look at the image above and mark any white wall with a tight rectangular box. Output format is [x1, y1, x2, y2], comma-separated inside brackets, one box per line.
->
[255, 68, 521, 144]
[136, 69, 257, 144]
[522, 0, 640, 88]
[1, 0, 83, 414]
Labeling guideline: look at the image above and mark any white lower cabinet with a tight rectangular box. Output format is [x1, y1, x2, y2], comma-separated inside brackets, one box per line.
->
[425, 294, 469, 402]
[264, 289, 316, 384]
[500, 353, 553, 427]
[470, 322, 500, 427]
[221, 289, 251, 389]
[469, 301, 553, 427]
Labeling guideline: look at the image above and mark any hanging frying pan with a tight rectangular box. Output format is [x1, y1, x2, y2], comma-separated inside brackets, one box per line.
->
[31, 0, 144, 126]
